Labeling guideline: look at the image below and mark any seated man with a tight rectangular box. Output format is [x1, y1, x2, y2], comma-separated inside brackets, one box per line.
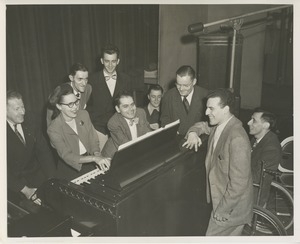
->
[143, 84, 163, 130]
[247, 108, 282, 206]
[101, 91, 152, 160]
[46, 62, 91, 127]
[7, 90, 56, 212]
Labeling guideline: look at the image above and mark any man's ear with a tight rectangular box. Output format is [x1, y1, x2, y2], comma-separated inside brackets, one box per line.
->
[68, 75, 74, 82]
[116, 59, 120, 65]
[224, 105, 230, 113]
[192, 78, 197, 86]
[115, 105, 120, 113]
[100, 58, 104, 65]
[263, 121, 270, 130]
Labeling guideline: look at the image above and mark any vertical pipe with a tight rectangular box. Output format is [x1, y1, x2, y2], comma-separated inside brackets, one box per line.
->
[229, 26, 237, 89]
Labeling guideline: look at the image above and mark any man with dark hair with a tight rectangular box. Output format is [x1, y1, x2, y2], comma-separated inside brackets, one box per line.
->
[160, 65, 208, 135]
[248, 108, 282, 206]
[100, 91, 151, 160]
[184, 88, 253, 236]
[47, 62, 91, 127]
[87, 44, 131, 151]
[7, 90, 56, 212]
[144, 84, 163, 130]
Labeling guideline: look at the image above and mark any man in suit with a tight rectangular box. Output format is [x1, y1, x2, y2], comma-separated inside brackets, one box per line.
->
[184, 88, 253, 236]
[160, 65, 208, 136]
[248, 108, 282, 206]
[87, 44, 131, 151]
[7, 90, 56, 210]
[47, 62, 92, 127]
[101, 91, 151, 159]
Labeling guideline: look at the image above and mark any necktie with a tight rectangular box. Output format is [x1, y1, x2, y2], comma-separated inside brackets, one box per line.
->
[182, 96, 189, 114]
[75, 92, 81, 98]
[251, 140, 258, 152]
[14, 124, 26, 145]
[105, 74, 117, 81]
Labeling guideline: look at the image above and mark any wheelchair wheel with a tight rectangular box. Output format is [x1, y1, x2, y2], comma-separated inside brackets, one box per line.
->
[266, 181, 293, 232]
[243, 205, 287, 235]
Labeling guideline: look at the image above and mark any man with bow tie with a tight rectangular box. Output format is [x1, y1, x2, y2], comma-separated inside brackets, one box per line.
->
[87, 44, 131, 152]
[7, 90, 56, 212]
[248, 108, 282, 206]
[101, 91, 151, 160]
[46, 63, 91, 127]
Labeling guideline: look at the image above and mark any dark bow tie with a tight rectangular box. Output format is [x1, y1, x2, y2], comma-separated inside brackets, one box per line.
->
[129, 117, 139, 126]
[105, 74, 117, 81]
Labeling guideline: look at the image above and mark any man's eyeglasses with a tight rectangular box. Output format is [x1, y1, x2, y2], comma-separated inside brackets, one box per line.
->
[60, 99, 80, 108]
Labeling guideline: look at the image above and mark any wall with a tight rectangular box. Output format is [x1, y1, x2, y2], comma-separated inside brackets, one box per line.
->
[207, 5, 272, 109]
[158, 4, 277, 109]
[158, 5, 208, 92]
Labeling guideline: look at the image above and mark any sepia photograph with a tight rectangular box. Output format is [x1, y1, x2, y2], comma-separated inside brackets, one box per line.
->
[2, 0, 298, 243]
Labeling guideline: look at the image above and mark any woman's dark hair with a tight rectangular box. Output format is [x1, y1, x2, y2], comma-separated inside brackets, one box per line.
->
[48, 83, 73, 120]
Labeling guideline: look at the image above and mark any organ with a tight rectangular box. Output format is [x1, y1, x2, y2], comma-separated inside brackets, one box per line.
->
[41, 122, 209, 236]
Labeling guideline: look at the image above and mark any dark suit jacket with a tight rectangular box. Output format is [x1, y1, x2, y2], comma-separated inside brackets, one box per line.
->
[87, 70, 131, 135]
[160, 85, 208, 135]
[102, 108, 151, 158]
[189, 116, 253, 227]
[7, 113, 56, 193]
[251, 130, 282, 206]
[46, 82, 92, 127]
[47, 110, 99, 180]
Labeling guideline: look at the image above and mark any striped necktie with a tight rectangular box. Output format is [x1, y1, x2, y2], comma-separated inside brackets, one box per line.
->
[182, 96, 189, 114]
[14, 124, 26, 145]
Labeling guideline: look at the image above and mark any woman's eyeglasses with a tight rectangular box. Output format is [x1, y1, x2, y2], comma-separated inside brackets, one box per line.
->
[60, 99, 80, 108]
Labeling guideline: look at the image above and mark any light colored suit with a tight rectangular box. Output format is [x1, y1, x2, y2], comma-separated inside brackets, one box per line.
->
[189, 116, 253, 235]
[47, 110, 99, 180]
[101, 108, 151, 158]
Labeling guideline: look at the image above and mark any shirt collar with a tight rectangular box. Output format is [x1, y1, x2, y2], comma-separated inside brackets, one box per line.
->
[147, 103, 160, 115]
[70, 82, 81, 97]
[103, 70, 117, 77]
[181, 88, 194, 103]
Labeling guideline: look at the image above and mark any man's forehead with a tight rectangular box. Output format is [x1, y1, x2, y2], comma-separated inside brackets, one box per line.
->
[103, 53, 118, 60]
[119, 96, 133, 105]
[207, 97, 221, 106]
[252, 112, 263, 120]
[75, 70, 88, 77]
[7, 98, 23, 105]
[150, 90, 162, 95]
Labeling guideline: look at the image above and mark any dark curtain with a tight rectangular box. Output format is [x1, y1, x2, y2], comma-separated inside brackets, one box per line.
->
[6, 5, 159, 114]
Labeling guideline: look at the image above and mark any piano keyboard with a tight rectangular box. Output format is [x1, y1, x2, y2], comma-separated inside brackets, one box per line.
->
[71, 168, 105, 185]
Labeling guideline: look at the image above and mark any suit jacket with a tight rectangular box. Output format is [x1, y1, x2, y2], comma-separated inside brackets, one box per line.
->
[102, 108, 151, 158]
[251, 130, 282, 205]
[87, 70, 131, 135]
[46, 82, 92, 127]
[160, 85, 208, 135]
[7, 113, 56, 193]
[47, 110, 99, 179]
[189, 116, 253, 227]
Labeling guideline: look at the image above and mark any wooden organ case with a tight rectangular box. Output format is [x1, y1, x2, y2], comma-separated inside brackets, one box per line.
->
[42, 123, 209, 236]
